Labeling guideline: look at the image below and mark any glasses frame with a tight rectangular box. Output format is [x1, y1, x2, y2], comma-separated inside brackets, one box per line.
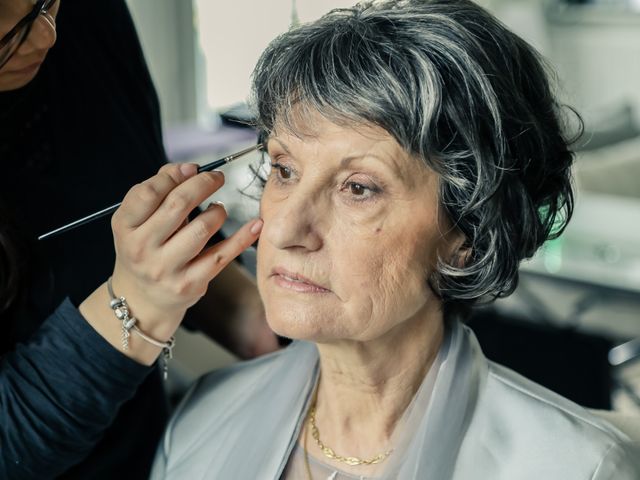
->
[0, 0, 57, 69]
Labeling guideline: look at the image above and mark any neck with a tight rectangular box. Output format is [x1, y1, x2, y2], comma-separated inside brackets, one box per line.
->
[309, 304, 444, 471]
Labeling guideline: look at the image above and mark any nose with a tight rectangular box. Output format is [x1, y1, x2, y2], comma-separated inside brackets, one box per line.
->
[262, 187, 324, 253]
[16, 13, 56, 56]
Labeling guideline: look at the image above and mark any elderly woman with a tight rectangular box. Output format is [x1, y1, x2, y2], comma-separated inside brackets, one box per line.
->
[152, 1, 640, 478]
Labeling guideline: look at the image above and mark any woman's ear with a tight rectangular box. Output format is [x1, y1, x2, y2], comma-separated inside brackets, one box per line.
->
[443, 228, 470, 269]
[451, 243, 471, 269]
[436, 202, 470, 269]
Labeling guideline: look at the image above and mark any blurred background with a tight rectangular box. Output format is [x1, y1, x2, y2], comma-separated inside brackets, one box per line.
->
[124, 0, 640, 414]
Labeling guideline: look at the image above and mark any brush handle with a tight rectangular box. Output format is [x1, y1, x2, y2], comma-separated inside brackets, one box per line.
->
[38, 202, 122, 241]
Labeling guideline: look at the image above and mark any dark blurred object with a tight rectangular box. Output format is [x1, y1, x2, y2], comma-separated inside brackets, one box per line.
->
[468, 309, 612, 409]
[219, 102, 256, 128]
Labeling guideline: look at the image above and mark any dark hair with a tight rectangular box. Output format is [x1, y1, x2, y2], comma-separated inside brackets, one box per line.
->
[250, 0, 579, 319]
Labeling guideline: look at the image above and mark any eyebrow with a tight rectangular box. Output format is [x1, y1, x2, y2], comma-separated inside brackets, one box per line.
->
[266, 137, 295, 159]
[340, 154, 391, 169]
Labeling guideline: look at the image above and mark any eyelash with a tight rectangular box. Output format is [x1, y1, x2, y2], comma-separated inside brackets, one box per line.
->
[340, 181, 381, 202]
[268, 161, 382, 202]
[269, 162, 294, 184]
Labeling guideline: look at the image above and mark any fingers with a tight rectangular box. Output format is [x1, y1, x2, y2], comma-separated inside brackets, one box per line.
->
[113, 163, 198, 230]
[186, 218, 264, 284]
[162, 202, 229, 266]
[141, 170, 226, 245]
[110, 160, 265, 327]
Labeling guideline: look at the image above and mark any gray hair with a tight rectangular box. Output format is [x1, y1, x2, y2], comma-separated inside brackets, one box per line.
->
[250, 0, 578, 319]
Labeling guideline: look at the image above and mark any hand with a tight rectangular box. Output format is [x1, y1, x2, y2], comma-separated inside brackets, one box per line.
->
[109, 163, 263, 341]
[79, 162, 263, 365]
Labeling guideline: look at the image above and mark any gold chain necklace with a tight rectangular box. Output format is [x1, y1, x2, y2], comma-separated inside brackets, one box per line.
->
[303, 417, 314, 480]
[307, 403, 394, 467]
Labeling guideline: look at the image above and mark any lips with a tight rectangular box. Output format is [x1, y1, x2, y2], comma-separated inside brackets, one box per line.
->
[270, 267, 331, 293]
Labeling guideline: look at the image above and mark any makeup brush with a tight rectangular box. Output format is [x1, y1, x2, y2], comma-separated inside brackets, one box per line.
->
[37, 143, 263, 241]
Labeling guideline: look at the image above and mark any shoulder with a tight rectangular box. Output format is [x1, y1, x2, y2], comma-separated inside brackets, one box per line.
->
[172, 342, 308, 425]
[457, 359, 640, 479]
[186, 341, 314, 405]
[153, 341, 317, 476]
[485, 361, 627, 443]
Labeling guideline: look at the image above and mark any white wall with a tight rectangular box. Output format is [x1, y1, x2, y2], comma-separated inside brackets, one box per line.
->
[125, 0, 197, 126]
[485, 0, 640, 128]
[547, 7, 640, 126]
[194, 0, 361, 112]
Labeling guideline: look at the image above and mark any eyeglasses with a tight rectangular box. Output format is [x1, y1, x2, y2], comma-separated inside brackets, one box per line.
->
[0, 0, 58, 70]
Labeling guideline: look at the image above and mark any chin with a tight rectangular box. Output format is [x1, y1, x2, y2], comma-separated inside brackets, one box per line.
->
[265, 307, 344, 343]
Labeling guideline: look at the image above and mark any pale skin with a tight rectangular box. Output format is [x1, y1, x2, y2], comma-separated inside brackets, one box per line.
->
[1, 0, 278, 362]
[258, 114, 463, 474]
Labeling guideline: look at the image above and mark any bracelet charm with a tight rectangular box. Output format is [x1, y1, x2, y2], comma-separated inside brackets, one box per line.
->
[109, 296, 137, 350]
[107, 277, 176, 380]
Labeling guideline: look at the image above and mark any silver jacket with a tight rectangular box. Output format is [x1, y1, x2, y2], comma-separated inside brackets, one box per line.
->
[151, 321, 640, 479]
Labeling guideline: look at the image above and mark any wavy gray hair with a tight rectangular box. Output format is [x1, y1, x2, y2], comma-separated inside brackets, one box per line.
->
[250, 0, 579, 319]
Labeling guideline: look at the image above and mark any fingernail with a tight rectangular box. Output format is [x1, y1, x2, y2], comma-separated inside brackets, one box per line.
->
[179, 163, 197, 178]
[208, 201, 225, 210]
[250, 218, 264, 235]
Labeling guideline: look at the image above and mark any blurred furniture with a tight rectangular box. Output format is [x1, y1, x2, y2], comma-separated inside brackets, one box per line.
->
[163, 121, 257, 163]
[468, 309, 613, 409]
[576, 136, 640, 199]
[574, 103, 640, 199]
[521, 193, 640, 296]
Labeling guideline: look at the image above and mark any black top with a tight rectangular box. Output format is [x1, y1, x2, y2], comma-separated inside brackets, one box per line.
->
[1, 0, 170, 477]
[0, 299, 154, 480]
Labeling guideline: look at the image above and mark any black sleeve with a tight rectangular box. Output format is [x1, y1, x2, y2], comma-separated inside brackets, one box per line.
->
[0, 298, 153, 480]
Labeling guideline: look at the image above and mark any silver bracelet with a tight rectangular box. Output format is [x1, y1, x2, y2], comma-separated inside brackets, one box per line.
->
[107, 277, 176, 380]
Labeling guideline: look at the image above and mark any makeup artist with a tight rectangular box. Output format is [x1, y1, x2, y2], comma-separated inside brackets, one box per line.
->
[0, 0, 276, 479]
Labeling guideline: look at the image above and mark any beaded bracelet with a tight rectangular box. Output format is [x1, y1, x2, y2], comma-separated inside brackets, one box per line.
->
[107, 277, 176, 380]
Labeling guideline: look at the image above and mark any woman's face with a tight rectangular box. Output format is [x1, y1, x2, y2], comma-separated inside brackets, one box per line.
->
[0, 0, 61, 91]
[257, 113, 458, 344]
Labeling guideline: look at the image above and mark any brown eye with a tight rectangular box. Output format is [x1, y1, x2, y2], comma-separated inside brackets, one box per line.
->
[349, 183, 367, 195]
[341, 179, 381, 203]
[279, 165, 292, 179]
[269, 163, 293, 183]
